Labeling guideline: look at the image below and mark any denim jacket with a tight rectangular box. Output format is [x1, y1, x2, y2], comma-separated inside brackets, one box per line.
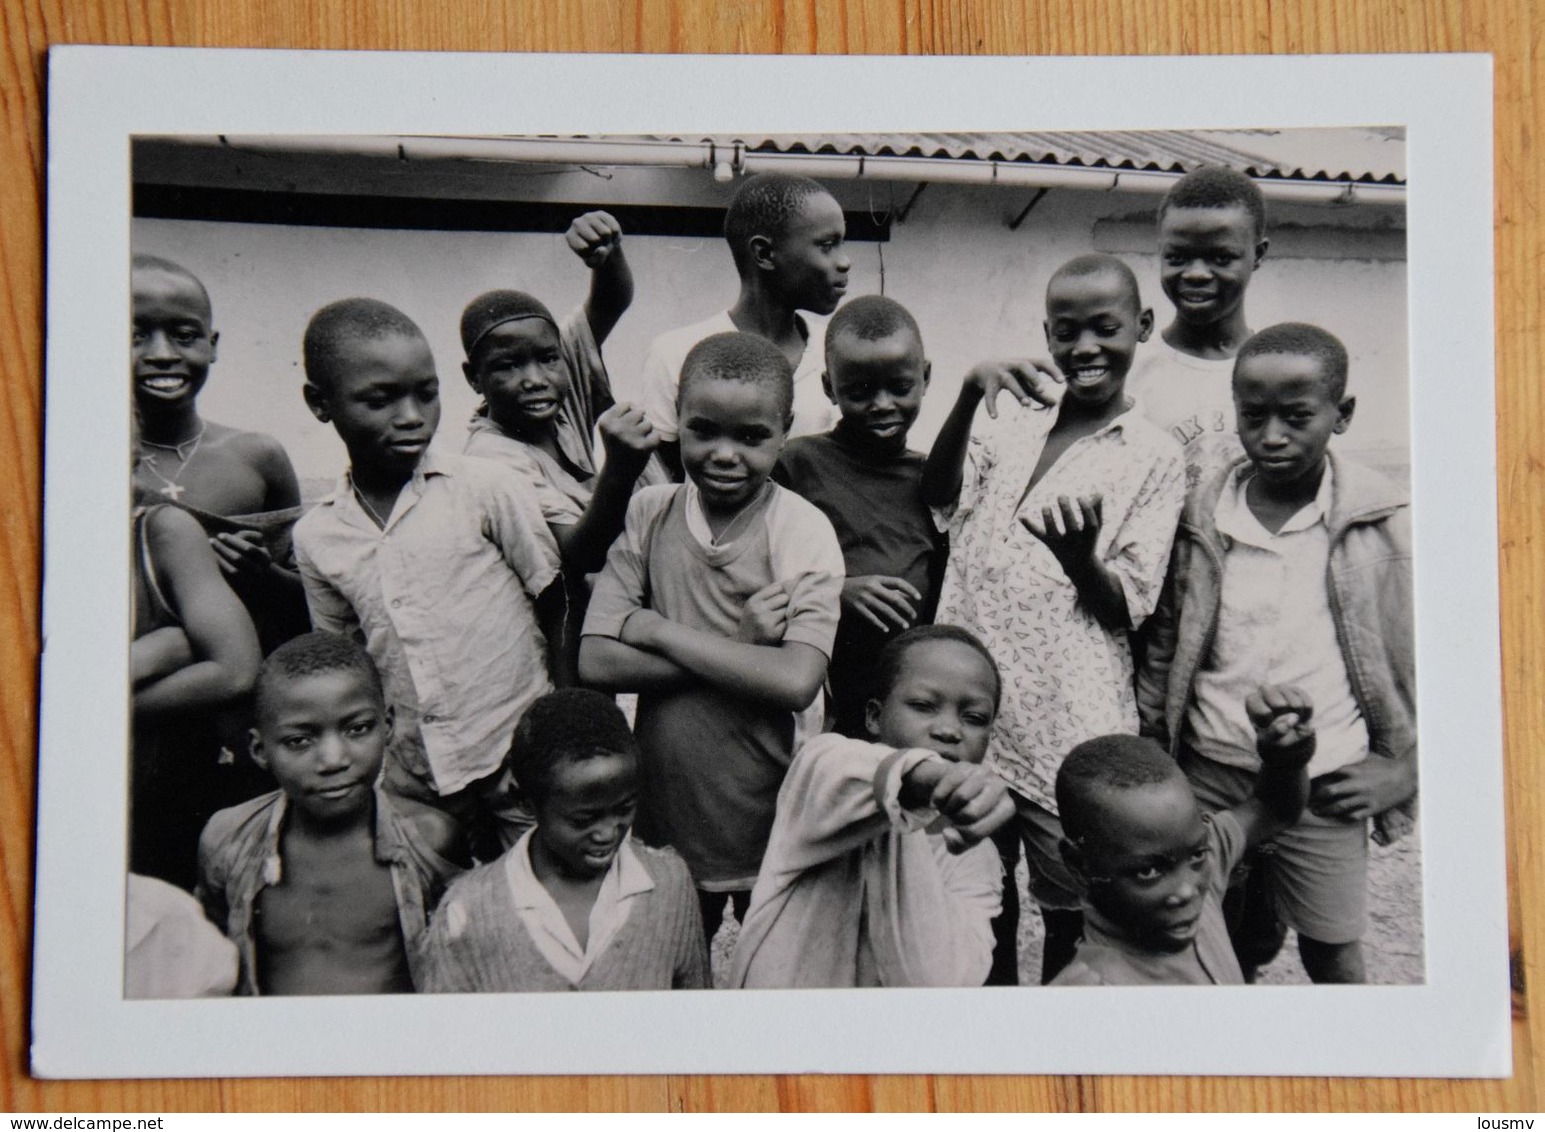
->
[1136, 450, 1417, 845]
[196, 784, 466, 994]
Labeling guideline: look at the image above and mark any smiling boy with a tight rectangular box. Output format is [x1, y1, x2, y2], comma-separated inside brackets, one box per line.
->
[773, 295, 945, 736]
[196, 633, 465, 995]
[922, 254, 1186, 981]
[292, 299, 562, 855]
[420, 690, 708, 992]
[132, 254, 308, 647]
[730, 625, 1013, 988]
[1052, 685, 1313, 986]
[579, 331, 845, 943]
[638, 173, 852, 479]
[1138, 323, 1417, 984]
[1127, 166, 1270, 490]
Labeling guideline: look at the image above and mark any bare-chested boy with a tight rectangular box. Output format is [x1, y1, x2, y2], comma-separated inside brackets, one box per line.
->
[196, 632, 467, 994]
[132, 254, 308, 647]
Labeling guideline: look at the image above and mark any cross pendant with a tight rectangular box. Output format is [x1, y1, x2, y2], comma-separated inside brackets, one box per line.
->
[159, 483, 185, 501]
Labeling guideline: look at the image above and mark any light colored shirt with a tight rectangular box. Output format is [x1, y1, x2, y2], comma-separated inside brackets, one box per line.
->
[730, 733, 1003, 988]
[637, 310, 839, 443]
[934, 398, 1186, 809]
[1184, 464, 1370, 778]
[294, 450, 561, 794]
[495, 830, 654, 987]
[1127, 340, 1245, 493]
[126, 873, 238, 999]
[582, 482, 844, 887]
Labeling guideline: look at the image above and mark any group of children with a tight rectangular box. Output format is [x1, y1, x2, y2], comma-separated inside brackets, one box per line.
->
[125, 163, 1416, 999]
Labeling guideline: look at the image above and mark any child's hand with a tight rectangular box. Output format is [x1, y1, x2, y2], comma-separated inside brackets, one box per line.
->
[1309, 755, 1416, 823]
[737, 581, 790, 644]
[209, 529, 272, 580]
[1020, 494, 1103, 571]
[597, 403, 659, 469]
[961, 359, 1064, 419]
[1246, 684, 1317, 772]
[566, 211, 623, 269]
[841, 575, 921, 632]
[929, 762, 1015, 853]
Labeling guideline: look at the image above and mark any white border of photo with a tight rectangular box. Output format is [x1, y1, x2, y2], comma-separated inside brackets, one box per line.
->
[36, 48, 1503, 1078]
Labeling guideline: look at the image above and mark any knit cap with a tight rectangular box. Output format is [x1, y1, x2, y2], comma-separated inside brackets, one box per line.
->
[460, 290, 559, 359]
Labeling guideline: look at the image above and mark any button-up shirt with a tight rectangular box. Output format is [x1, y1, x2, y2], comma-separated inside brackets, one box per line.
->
[294, 450, 561, 794]
[1185, 463, 1370, 778]
[934, 398, 1186, 809]
[195, 785, 465, 995]
[499, 830, 655, 986]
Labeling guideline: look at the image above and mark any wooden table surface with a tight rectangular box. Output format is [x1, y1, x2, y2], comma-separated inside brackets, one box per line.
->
[1, 0, 1538, 1113]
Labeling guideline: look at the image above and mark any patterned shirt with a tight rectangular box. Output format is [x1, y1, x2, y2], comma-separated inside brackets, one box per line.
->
[935, 398, 1185, 809]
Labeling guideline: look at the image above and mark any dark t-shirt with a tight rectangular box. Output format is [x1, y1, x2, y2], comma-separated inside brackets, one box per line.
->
[775, 424, 947, 736]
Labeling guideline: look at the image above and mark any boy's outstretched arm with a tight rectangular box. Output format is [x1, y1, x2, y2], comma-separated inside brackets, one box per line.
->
[919, 360, 1062, 508]
[1232, 684, 1316, 848]
[620, 598, 828, 712]
[1020, 494, 1131, 630]
[568, 211, 633, 346]
[134, 508, 261, 718]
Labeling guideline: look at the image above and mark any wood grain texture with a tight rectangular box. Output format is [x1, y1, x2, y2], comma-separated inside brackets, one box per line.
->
[1, 0, 1536, 1113]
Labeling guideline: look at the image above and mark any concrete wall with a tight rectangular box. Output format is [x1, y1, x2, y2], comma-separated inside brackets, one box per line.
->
[132, 170, 1409, 493]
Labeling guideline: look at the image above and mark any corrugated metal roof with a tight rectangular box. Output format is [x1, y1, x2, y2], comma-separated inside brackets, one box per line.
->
[642, 128, 1405, 185]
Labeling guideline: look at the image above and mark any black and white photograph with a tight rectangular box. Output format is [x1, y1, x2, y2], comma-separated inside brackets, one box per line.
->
[36, 49, 1504, 1078]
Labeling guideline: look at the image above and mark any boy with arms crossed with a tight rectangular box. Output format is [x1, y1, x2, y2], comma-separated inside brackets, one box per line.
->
[293, 299, 562, 855]
[730, 626, 1013, 988]
[579, 332, 844, 943]
[639, 173, 851, 478]
[1138, 323, 1416, 984]
[774, 295, 946, 737]
[922, 254, 1186, 981]
[1052, 687, 1313, 986]
[197, 633, 466, 994]
[420, 689, 708, 992]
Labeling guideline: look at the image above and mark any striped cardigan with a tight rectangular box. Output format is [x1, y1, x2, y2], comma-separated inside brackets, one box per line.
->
[418, 840, 709, 992]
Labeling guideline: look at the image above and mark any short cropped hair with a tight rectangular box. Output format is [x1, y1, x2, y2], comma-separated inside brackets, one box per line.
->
[1055, 734, 1182, 843]
[871, 624, 1002, 711]
[303, 298, 426, 393]
[131, 253, 212, 321]
[1235, 322, 1350, 401]
[1158, 165, 1268, 242]
[254, 631, 384, 724]
[677, 331, 795, 423]
[507, 689, 638, 806]
[1047, 253, 1143, 314]
[723, 172, 834, 273]
[825, 294, 923, 355]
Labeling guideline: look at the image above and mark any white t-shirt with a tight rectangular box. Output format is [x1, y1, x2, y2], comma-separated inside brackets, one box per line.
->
[1127, 339, 1244, 492]
[637, 310, 839, 443]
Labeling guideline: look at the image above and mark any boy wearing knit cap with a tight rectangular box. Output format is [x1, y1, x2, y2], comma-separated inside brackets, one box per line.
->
[462, 212, 660, 577]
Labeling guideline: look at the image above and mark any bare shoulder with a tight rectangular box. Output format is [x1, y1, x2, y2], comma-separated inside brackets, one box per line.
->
[205, 421, 297, 475]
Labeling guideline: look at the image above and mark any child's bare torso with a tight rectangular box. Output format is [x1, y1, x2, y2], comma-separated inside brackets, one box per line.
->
[135, 420, 288, 514]
[255, 822, 413, 995]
